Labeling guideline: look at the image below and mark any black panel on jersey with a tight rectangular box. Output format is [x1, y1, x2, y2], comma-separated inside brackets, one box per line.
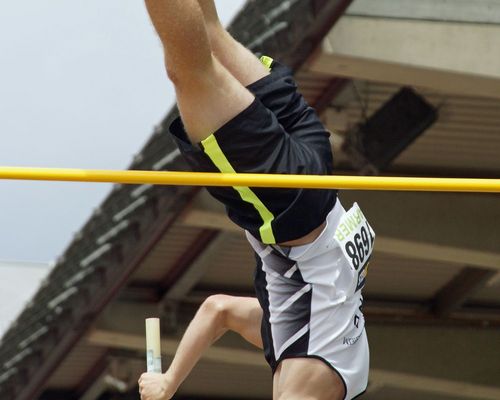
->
[254, 254, 277, 371]
[254, 248, 312, 373]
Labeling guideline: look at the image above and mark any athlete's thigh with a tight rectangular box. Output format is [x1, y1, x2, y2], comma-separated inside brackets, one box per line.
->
[276, 358, 345, 400]
[272, 363, 282, 400]
[208, 25, 271, 87]
[173, 56, 254, 144]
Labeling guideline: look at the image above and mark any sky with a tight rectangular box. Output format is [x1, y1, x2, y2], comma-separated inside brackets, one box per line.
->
[0, 0, 245, 263]
[0, 261, 51, 336]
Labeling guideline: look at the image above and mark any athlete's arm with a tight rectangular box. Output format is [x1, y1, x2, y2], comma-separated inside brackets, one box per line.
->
[138, 295, 263, 400]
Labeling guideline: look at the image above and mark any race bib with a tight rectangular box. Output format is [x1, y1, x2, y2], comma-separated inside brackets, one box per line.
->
[334, 203, 375, 292]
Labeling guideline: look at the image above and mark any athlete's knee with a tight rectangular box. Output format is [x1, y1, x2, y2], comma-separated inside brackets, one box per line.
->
[165, 62, 190, 87]
[165, 63, 181, 86]
[165, 55, 214, 88]
[200, 294, 230, 323]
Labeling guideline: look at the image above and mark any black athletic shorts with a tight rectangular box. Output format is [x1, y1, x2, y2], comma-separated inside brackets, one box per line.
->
[169, 57, 337, 244]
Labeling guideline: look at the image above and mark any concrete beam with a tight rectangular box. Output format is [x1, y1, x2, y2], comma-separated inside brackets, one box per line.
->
[180, 191, 500, 271]
[375, 237, 500, 272]
[369, 370, 500, 400]
[432, 267, 497, 316]
[86, 329, 500, 399]
[309, 16, 500, 99]
[339, 191, 500, 255]
[79, 373, 127, 400]
[347, 0, 500, 24]
[86, 330, 265, 368]
[161, 232, 227, 302]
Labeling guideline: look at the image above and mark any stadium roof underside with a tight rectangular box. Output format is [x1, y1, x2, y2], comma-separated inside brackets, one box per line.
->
[1, 1, 499, 399]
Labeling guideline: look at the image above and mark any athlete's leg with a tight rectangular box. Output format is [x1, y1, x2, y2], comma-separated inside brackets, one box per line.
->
[272, 364, 282, 400]
[275, 358, 345, 400]
[144, 0, 254, 143]
[197, 0, 270, 86]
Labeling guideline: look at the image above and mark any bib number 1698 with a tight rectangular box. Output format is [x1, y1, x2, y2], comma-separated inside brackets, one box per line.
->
[335, 203, 376, 292]
[345, 222, 374, 270]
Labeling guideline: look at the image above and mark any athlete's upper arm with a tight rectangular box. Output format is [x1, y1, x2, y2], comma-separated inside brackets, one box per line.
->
[212, 295, 263, 349]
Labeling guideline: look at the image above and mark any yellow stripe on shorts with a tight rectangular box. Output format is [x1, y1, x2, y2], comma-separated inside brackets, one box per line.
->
[201, 134, 276, 244]
[260, 55, 274, 71]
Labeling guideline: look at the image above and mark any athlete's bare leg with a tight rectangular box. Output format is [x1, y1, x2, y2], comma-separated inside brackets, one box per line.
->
[274, 358, 346, 400]
[197, 0, 270, 86]
[144, 0, 254, 143]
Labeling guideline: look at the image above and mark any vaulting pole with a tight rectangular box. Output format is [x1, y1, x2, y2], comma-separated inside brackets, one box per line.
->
[145, 318, 162, 374]
[0, 167, 499, 193]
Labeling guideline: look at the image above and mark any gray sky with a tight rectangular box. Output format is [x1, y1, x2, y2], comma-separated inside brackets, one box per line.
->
[0, 0, 245, 263]
[0, 261, 51, 336]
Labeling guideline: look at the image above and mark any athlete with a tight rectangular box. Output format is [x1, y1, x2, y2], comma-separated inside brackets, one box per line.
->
[139, 1, 375, 399]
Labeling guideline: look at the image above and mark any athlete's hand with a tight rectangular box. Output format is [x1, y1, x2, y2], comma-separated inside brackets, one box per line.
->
[138, 372, 176, 400]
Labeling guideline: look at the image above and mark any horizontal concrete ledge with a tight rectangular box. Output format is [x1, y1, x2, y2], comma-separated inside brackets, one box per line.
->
[347, 0, 500, 25]
[310, 16, 500, 99]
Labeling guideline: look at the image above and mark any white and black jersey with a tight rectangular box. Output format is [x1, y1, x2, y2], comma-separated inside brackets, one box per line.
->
[248, 200, 374, 400]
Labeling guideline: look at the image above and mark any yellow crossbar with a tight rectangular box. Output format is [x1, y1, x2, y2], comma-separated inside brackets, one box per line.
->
[0, 167, 499, 193]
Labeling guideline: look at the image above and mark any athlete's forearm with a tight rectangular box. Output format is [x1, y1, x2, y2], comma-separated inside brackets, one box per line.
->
[144, 0, 212, 72]
[164, 298, 227, 392]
